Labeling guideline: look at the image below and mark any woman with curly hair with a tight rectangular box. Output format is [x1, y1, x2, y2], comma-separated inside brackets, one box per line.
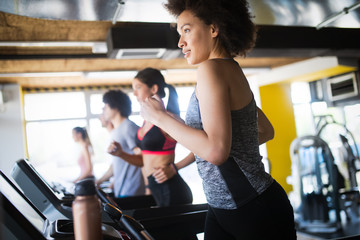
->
[139, 0, 297, 239]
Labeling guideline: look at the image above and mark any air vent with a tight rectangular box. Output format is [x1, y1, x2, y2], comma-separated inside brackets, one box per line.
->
[327, 72, 358, 101]
[115, 49, 166, 59]
[106, 23, 180, 59]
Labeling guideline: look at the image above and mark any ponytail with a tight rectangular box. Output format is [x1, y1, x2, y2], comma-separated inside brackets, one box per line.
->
[73, 126, 93, 153]
[135, 68, 180, 116]
[165, 84, 180, 116]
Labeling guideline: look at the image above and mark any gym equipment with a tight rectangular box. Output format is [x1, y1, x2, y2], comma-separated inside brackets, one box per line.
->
[0, 171, 125, 240]
[11, 158, 143, 223]
[1, 171, 49, 240]
[316, 115, 360, 222]
[290, 114, 360, 234]
[290, 135, 342, 233]
[97, 187, 208, 240]
[338, 134, 360, 221]
[104, 203, 155, 240]
[11, 159, 156, 217]
[11, 159, 75, 221]
[11, 159, 207, 239]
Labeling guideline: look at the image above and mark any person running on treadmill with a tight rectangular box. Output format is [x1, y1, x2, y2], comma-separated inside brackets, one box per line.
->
[97, 90, 145, 198]
[72, 127, 94, 183]
[108, 68, 193, 207]
[137, 0, 297, 239]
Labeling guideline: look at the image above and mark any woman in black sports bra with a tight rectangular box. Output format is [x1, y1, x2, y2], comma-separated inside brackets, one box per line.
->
[108, 68, 193, 207]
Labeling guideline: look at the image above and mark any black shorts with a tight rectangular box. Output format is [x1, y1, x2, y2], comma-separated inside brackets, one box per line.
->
[204, 180, 297, 240]
[147, 173, 193, 207]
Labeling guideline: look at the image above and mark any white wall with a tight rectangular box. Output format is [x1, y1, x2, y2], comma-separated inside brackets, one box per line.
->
[0, 84, 26, 176]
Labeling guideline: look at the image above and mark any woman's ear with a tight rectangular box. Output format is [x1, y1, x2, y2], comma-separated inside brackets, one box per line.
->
[210, 24, 219, 38]
[151, 84, 159, 95]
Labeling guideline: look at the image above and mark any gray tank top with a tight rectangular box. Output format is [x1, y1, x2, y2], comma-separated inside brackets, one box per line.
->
[185, 91, 273, 209]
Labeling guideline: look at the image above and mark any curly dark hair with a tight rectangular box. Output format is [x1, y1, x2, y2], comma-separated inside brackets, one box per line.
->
[164, 0, 257, 57]
[103, 90, 132, 117]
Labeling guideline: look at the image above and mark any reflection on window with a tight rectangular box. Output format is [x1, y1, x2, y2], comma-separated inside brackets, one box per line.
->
[24, 92, 86, 120]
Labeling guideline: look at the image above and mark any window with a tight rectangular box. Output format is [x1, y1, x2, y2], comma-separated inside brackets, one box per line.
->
[24, 92, 86, 120]
[24, 91, 109, 182]
[24, 86, 206, 204]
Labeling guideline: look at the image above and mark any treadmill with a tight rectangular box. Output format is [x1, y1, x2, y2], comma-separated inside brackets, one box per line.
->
[11, 159, 208, 239]
[97, 186, 208, 240]
[0, 171, 125, 240]
[1, 171, 50, 240]
[11, 158, 112, 222]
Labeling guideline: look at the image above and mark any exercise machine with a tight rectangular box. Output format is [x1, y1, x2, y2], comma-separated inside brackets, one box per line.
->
[11, 158, 208, 239]
[290, 135, 342, 233]
[316, 115, 360, 222]
[97, 187, 208, 240]
[0, 171, 126, 240]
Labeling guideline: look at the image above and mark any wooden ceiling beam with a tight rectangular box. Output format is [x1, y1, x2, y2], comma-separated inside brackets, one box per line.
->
[0, 11, 112, 41]
[0, 11, 308, 88]
[0, 57, 306, 74]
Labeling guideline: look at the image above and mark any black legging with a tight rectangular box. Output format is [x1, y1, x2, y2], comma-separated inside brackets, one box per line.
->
[204, 181, 297, 240]
[147, 173, 193, 207]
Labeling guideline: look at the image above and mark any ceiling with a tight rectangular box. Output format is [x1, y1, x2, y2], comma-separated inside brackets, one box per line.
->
[0, 0, 359, 88]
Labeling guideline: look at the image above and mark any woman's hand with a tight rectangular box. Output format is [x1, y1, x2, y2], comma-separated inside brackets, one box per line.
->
[140, 94, 166, 125]
[152, 163, 177, 184]
[107, 141, 124, 157]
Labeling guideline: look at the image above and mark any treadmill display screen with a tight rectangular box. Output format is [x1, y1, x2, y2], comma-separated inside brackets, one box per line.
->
[19, 159, 67, 199]
[0, 172, 45, 232]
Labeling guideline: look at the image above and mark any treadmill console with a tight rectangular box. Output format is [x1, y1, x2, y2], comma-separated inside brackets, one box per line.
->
[0, 171, 48, 239]
[11, 159, 112, 223]
[1, 171, 126, 240]
[11, 159, 72, 220]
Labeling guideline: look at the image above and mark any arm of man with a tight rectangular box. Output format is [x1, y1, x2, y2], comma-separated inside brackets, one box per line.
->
[96, 164, 113, 186]
[108, 141, 143, 166]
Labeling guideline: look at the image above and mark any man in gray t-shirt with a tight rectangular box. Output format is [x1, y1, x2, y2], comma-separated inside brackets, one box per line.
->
[96, 90, 145, 197]
[110, 118, 144, 196]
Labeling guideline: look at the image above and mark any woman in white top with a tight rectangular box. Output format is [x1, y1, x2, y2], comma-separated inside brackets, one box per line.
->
[72, 127, 93, 183]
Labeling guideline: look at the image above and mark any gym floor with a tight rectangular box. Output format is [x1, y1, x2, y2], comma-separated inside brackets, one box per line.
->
[296, 218, 360, 240]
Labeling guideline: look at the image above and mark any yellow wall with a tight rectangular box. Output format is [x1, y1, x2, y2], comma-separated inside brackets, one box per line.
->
[260, 83, 297, 193]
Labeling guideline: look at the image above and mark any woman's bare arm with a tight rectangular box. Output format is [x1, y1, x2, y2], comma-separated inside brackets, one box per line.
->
[140, 61, 232, 166]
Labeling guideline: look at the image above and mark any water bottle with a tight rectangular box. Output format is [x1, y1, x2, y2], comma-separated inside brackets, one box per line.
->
[72, 178, 102, 240]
